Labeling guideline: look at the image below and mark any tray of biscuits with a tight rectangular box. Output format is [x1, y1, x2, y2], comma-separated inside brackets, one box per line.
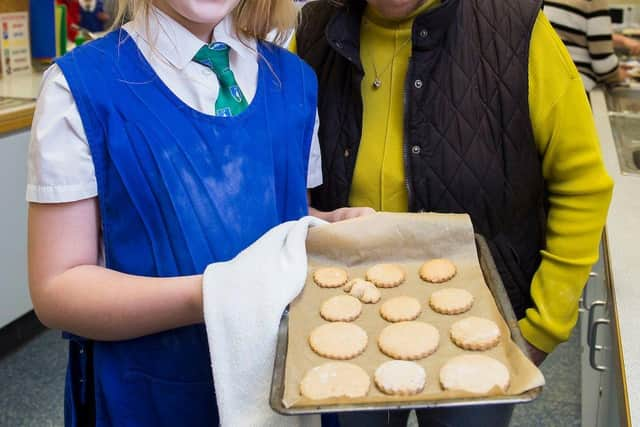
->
[270, 212, 545, 414]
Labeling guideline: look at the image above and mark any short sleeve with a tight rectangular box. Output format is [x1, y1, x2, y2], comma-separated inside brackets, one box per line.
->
[27, 64, 98, 203]
[306, 111, 323, 189]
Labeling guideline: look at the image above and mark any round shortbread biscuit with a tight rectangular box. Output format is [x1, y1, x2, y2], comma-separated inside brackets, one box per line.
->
[374, 360, 426, 396]
[419, 259, 457, 283]
[309, 322, 368, 360]
[439, 354, 510, 394]
[429, 288, 474, 315]
[320, 295, 363, 322]
[378, 321, 440, 360]
[314, 267, 348, 288]
[366, 264, 405, 288]
[450, 316, 501, 351]
[380, 296, 422, 322]
[300, 362, 371, 400]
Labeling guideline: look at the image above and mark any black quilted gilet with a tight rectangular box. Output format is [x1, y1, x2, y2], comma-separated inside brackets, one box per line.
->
[297, 0, 545, 318]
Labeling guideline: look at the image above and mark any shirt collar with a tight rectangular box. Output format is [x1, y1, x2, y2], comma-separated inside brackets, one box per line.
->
[212, 14, 257, 61]
[125, 7, 256, 71]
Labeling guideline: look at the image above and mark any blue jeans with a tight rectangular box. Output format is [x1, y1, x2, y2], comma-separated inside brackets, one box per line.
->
[338, 404, 515, 427]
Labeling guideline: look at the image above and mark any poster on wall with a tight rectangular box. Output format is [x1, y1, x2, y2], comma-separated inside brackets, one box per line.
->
[0, 12, 32, 77]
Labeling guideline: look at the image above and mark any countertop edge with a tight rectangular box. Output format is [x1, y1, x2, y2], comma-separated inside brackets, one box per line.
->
[591, 88, 639, 427]
[0, 105, 35, 134]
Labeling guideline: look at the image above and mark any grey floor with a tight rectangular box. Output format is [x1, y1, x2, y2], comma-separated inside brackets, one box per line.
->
[0, 328, 580, 427]
[0, 330, 66, 427]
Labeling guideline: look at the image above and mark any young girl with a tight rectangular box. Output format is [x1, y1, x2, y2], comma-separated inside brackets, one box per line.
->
[27, 1, 367, 425]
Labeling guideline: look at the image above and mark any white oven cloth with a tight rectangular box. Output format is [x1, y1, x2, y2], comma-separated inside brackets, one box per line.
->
[203, 216, 325, 427]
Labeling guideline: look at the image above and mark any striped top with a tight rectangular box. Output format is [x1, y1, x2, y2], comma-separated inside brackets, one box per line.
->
[544, 0, 619, 91]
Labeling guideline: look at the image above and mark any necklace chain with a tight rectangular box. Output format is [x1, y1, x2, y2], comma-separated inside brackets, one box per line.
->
[368, 36, 412, 89]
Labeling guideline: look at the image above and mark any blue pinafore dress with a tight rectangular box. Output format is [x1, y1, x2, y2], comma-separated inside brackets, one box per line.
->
[56, 30, 317, 427]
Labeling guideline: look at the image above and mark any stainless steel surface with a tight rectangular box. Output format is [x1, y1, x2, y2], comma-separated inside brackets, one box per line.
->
[607, 115, 640, 175]
[590, 319, 611, 372]
[588, 301, 607, 347]
[605, 88, 640, 175]
[606, 87, 640, 114]
[269, 235, 543, 415]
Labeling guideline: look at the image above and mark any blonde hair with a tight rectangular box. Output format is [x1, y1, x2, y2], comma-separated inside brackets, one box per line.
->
[112, 0, 297, 44]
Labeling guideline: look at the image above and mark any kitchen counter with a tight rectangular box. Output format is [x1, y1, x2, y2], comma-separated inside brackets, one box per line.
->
[591, 88, 640, 426]
[0, 71, 41, 328]
[0, 70, 42, 134]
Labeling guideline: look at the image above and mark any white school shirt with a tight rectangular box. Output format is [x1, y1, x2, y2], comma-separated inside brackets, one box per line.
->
[27, 8, 323, 204]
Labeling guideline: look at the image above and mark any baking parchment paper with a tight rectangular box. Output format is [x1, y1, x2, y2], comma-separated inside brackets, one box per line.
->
[282, 212, 545, 408]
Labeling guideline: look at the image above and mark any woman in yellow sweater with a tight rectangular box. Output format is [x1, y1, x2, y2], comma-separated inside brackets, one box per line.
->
[294, 0, 613, 425]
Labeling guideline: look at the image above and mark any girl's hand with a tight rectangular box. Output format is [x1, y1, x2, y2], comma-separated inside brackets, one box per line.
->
[308, 206, 376, 223]
[328, 207, 376, 222]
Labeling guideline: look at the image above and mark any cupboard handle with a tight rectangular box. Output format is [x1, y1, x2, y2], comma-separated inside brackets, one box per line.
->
[589, 318, 610, 372]
[579, 272, 600, 312]
[587, 300, 606, 347]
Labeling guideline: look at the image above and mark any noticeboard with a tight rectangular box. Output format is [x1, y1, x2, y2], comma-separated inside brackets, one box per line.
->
[0, 12, 32, 77]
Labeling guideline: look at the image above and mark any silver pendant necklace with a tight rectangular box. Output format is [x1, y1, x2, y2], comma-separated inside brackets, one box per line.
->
[368, 36, 412, 89]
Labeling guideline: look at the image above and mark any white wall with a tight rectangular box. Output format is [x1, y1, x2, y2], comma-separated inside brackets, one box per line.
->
[0, 129, 32, 328]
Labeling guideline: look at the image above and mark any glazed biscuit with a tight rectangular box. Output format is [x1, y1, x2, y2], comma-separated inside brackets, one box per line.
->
[440, 355, 510, 394]
[300, 362, 371, 400]
[374, 360, 426, 396]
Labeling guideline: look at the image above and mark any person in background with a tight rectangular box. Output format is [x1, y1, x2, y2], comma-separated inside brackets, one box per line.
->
[78, 0, 110, 32]
[27, 0, 367, 425]
[544, 0, 640, 92]
[613, 33, 640, 55]
[56, 0, 81, 42]
[293, 0, 614, 425]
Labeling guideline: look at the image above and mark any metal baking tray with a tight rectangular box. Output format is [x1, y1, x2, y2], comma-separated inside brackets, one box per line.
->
[270, 234, 543, 414]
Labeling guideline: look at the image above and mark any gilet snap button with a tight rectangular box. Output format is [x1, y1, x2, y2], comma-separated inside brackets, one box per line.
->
[411, 145, 421, 155]
[344, 149, 350, 157]
[419, 29, 429, 38]
[414, 79, 423, 89]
